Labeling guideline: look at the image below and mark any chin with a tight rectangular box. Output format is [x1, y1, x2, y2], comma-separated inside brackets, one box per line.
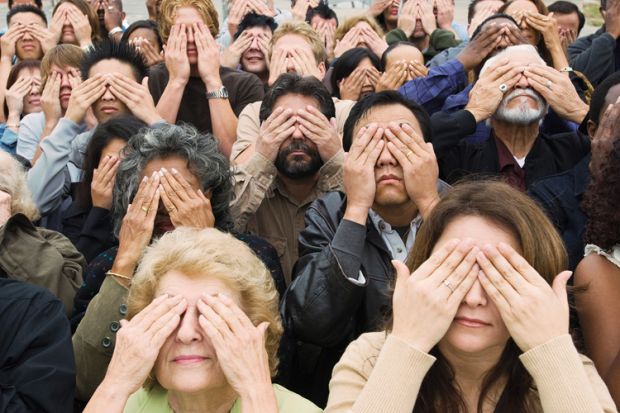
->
[442, 328, 507, 355]
[157, 366, 227, 394]
[375, 187, 409, 206]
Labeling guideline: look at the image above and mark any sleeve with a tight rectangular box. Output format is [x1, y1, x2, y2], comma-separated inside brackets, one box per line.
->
[63, 207, 115, 263]
[73, 276, 129, 402]
[231, 102, 261, 160]
[398, 59, 468, 116]
[317, 150, 345, 192]
[567, 32, 617, 87]
[0, 127, 18, 152]
[519, 334, 618, 413]
[26, 118, 83, 215]
[385, 28, 409, 45]
[0, 293, 75, 413]
[229, 152, 277, 231]
[325, 334, 436, 413]
[15, 115, 43, 161]
[282, 199, 369, 347]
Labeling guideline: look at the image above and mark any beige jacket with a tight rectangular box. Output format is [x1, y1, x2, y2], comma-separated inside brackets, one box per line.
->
[326, 332, 617, 413]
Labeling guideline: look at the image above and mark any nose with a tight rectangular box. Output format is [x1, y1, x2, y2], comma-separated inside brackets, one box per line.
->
[285, 56, 295, 73]
[175, 305, 203, 344]
[101, 85, 115, 101]
[186, 27, 195, 44]
[514, 71, 530, 88]
[249, 36, 260, 50]
[462, 278, 488, 308]
[291, 117, 304, 140]
[22, 30, 33, 40]
[376, 134, 398, 167]
[60, 74, 71, 88]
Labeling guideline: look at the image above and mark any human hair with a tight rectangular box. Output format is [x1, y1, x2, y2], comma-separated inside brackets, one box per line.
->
[342, 91, 432, 151]
[331, 47, 380, 98]
[600, 0, 607, 10]
[121, 19, 163, 50]
[80, 39, 148, 82]
[582, 141, 620, 252]
[548, 0, 585, 33]
[75, 116, 147, 209]
[233, 12, 278, 40]
[380, 40, 420, 71]
[6, 4, 47, 25]
[8, 0, 43, 8]
[269, 21, 327, 65]
[480, 44, 544, 76]
[259, 73, 335, 122]
[305, 2, 339, 26]
[467, 0, 506, 23]
[498, 0, 553, 66]
[158, 0, 219, 42]
[470, 14, 521, 79]
[0, 152, 39, 221]
[40, 44, 84, 90]
[392, 180, 567, 413]
[334, 15, 385, 50]
[4, 59, 41, 118]
[127, 227, 283, 388]
[587, 72, 620, 127]
[112, 123, 234, 236]
[53, 0, 102, 42]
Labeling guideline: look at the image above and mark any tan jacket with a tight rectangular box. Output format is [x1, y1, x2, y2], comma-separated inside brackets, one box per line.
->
[0, 213, 84, 315]
[326, 332, 617, 413]
[230, 152, 343, 284]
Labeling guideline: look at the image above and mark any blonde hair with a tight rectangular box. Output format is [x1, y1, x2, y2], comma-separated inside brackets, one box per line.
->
[334, 15, 385, 50]
[127, 228, 283, 383]
[0, 153, 39, 221]
[40, 44, 84, 90]
[270, 21, 327, 65]
[158, 0, 219, 42]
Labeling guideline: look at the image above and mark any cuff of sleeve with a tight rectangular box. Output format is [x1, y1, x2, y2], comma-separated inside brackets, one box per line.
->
[244, 152, 277, 187]
[332, 219, 367, 258]
[519, 334, 580, 376]
[318, 149, 344, 190]
[456, 109, 478, 134]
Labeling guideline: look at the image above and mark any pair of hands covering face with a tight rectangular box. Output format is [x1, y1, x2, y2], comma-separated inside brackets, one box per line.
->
[221, 30, 270, 68]
[391, 239, 572, 354]
[334, 26, 388, 59]
[267, 46, 324, 85]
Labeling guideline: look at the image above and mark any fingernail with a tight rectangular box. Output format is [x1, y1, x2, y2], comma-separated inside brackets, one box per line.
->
[151, 171, 158, 178]
[142, 176, 148, 182]
[171, 168, 179, 174]
[158, 170, 164, 177]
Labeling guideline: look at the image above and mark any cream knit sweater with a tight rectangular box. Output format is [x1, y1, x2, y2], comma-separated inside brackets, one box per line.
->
[325, 332, 617, 413]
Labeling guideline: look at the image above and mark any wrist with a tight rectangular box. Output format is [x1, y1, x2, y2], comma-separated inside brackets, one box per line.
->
[390, 331, 433, 353]
[239, 384, 278, 412]
[344, 203, 370, 225]
[111, 254, 138, 278]
[97, 378, 134, 401]
[79, 39, 93, 49]
[414, 193, 440, 219]
[465, 106, 488, 123]
[7, 113, 21, 125]
[203, 76, 223, 91]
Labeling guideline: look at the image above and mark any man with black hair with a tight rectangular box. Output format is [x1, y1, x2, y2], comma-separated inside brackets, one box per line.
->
[87, 0, 126, 40]
[230, 73, 343, 285]
[306, 2, 338, 55]
[282, 90, 444, 406]
[220, 13, 277, 85]
[3, 5, 54, 61]
[529, 71, 620, 270]
[8, 0, 43, 9]
[548, 0, 585, 44]
[27, 40, 163, 221]
[568, 0, 620, 87]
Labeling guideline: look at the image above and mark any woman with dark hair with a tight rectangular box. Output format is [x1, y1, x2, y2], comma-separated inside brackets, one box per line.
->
[61, 116, 147, 263]
[331, 48, 381, 101]
[1, 60, 41, 155]
[121, 20, 164, 67]
[498, 0, 569, 70]
[72, 123, 286, 403]
[325, 180, 616, 413]
[575, 100, 620, 407]
[368, 0, 399, 34]
[52, 0, 102, 48]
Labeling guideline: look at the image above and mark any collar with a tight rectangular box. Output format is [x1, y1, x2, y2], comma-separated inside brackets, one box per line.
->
[494, 134, 522, 171]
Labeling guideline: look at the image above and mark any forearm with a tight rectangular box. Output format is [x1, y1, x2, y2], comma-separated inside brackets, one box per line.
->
[0, 58, 12, 122]
[549, 43, 570, 71]
[207, 98, 238, 158]
[240, 385, 278, 413]
[83, 380, 130, 413]
[5, 112, 21, 132]
[155, 80, 186, 124]
[32, 119, 61, 164]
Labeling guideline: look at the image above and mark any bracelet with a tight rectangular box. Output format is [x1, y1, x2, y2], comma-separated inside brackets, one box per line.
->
[105, 271, 132, 282]
[560, 67, 573, 73]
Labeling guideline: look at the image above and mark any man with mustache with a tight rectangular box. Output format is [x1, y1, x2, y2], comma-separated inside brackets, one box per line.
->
[230, 73, 343, 284]
[220, 13, 277, 86]
[432, 44, 590, 190]
[282, 90, 445, 406]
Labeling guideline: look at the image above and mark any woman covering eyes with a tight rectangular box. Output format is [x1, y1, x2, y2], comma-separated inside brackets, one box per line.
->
[325, 180, 617, 413]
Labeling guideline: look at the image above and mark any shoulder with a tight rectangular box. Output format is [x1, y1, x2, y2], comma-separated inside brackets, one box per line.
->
[0, 278, 59, 308]
[583, 244, 620, 269]
[340, 332, 387, 369]
[307, 191, 346, 218]
[221, 67, 263, 88]
[272, 384, 323, 412]
[124, 386, 171, 413]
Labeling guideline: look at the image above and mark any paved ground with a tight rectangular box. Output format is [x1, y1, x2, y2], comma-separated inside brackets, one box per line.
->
[0, 0, 597, 39]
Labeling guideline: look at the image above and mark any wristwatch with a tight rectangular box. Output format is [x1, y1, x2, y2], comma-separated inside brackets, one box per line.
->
[206, 86, 229, 99]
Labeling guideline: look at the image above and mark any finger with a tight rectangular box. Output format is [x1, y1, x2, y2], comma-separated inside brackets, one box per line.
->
[496, 242, 549, 287]
[100, 157, 120, 184]
[413, 238, 461, 279]
[349, 124, 378, 159]
[392, 259, 411, 295]
[362, 129, 385, 164]
[159, 170, 186, 206]
[134, 294, 184, 327]
[425, 239, 475, 285]
[478, 269, 511, 312]
[447, 263, 480, 305]
[475, 249, 521, 302]
[552, 271, 572, 305]
[197, 297, 234, 340]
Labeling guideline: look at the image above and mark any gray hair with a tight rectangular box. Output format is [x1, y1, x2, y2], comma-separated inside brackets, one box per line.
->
[112, 123, 233, 236]
[0, 152, 39, 221]
[479, 44, 545, 76]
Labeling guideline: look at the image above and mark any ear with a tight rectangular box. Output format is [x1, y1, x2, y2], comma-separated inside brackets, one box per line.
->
[318, 61, 326, 79]
[587, 119, 597, 138]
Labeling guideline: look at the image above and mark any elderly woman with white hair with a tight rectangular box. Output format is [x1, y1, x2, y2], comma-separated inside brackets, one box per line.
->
[0, 151, 84, 315]
[429, 43, 591, 190]
[84, 227, 321, 413]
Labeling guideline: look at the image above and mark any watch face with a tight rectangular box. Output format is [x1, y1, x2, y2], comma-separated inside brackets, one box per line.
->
[221, 87, 229, 98]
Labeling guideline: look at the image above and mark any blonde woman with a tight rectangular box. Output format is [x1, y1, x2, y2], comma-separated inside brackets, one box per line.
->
[84, 228, 321, 413]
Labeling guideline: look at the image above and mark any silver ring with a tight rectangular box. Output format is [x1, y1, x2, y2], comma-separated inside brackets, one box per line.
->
[499, 83, 508, 93]
[443, 279, 454, 293]
[546, 80, 553, 89]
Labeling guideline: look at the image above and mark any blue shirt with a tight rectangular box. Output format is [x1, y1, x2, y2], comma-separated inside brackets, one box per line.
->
[0, 124, 18, 154]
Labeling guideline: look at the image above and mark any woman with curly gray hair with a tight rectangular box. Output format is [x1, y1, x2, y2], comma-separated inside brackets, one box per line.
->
[72, 124, 286, 403]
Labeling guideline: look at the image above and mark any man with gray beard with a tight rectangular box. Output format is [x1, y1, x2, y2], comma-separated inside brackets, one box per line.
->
[429, 44, 591, 191]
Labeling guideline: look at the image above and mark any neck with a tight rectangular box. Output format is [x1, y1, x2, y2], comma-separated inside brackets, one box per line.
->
[386, 21, 397, 32]
[491, 119, 540, 159]
[168, 385, 237, 413]
[256, 69, 270, 85]
[411, 35, 430, 51]
[278, 173, 319, 203]
[438, 341, 507, 411]
[190, 65, 200, 78]
[371, 201, 418, 227]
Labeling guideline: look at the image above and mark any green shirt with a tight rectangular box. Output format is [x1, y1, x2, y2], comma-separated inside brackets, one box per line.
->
[124, 384, 322, 413]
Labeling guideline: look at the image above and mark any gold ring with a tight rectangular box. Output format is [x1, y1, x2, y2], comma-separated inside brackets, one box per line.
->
[405, 150, 413, 158]
[167, 207, 176, 213]
[141, 205, 149, 213]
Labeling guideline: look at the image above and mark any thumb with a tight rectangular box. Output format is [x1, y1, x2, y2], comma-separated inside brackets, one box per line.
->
[552, 270, 572, 302]
[142, 76, 149, 88]
[258, 321, 270, 343]
[392, 259, 411, 292]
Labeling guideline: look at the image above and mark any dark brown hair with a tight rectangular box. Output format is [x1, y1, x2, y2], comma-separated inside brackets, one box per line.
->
[393, 180, 567, 412]
[52, 0, 102, 43]
[4, 59, 41, 118]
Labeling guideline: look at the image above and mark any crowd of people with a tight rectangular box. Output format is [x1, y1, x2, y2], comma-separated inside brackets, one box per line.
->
[0, 0, 618, 411]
